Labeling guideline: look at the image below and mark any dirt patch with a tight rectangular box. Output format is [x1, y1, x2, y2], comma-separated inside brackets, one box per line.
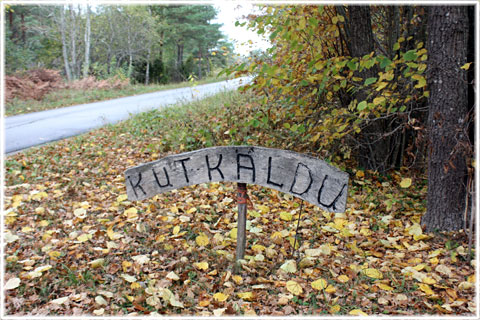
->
[5, 69, 65, 102]
[68, 76, 129, 90]
[5, 70, 130, 103]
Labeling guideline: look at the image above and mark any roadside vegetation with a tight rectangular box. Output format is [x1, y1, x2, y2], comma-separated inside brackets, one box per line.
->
[5, 74, 229, 117]
[4, 90, 475, 316]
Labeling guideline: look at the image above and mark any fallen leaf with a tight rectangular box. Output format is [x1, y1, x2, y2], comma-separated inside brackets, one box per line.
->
[5, 278, 20, 290]
[349, 309, 368, 316]
[195, 234, 210, 246]
[95, 295, 108, 306]
[237, 292, 254, 301]
[400, 178, 412, 188]
[337, 275, 349, 283]
[194, 261, 209, 271]
[213, 308, 226, 316]
[166, 271, 180, 281]
[286, 280, 303, 295]
[121, 274, 137, 283]
[280, 260, 297, 273]
[89, 258, 105, 268]
[50, 297, 69, 304]
[311, 278, 328, 290]
[362, 268, 383, 279]
[279, 211, 293, 221]
[213, 292, 229, 302]
[132, 254, 150, 264]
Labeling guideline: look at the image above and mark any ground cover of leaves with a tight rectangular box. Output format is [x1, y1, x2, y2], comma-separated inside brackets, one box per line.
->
[4, 92, 476, 316]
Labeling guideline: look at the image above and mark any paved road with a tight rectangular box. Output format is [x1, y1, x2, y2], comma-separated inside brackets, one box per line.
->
[5, 77, 249, 154]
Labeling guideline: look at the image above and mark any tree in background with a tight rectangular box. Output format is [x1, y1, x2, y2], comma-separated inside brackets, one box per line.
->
[5, 4, 233, 85]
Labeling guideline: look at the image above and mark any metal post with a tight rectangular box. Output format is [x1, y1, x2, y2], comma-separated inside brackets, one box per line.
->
[236, 183, 248, 263]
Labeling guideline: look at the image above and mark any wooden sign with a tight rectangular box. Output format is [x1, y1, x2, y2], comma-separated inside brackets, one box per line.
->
[125, 146, 349, 212]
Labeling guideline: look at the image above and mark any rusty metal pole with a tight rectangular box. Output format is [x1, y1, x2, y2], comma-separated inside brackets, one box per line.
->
[236, 183, 248, 264]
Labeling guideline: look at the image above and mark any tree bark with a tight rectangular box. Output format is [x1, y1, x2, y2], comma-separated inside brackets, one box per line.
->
[421, 6, 469, 232]
[69, 4, 78, 79]
[60, 6, 72, 82]
[348, 5, 390, 172]
[83, 5, 91, 78]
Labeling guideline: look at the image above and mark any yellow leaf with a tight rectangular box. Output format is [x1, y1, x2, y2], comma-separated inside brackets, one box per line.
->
[280, 260, 297, 273]
[251, 244, 265, 253]
[107, 226, 122, 240]
[39, 220, 49, 227]
[408, 223, 423, 237]
[213, 292, 229, 302]
[325, 284, 336, 293]
[172, 226, 180, 235]
[373, 96, 386, 106]
[461, 62, 472, 70]
[330, 304, 341, 314]
[422, 277, 437, 284]
[89, 258, 105, 268]
[229, 228, 237, 240]
[232, 275, 243, 285]
[124, 207, 138, 220]
[355, 170, 365, 178]
[279, 211, 293, 221]
[349, 309, 368, 316]
[122, 261, 132, 271]
[362, 268, 383, 279]
[195, 234, 210, 246]
[194, 261, 209, 271]
[311, 278, 328, 290]
[337, 275, 349, 283]
[117, 194, 128, 202]
[286, 280, 303, 295]
[237, 292, 254, 301]
[77, 233, 91, 243]
[21, 226, 33, 233]
[377, 283, 394, 291]
[400, 178, 412, 188]
[31, 191, 48, 201]
[198, 300, 210, 307]
[459, 281, 473, 290]
[130, 282, 141, 290]
[48, 251, 62, 259]
[419, 283, 435, 295]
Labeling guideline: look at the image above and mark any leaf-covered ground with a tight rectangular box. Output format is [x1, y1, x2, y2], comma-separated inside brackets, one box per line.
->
[4, 91, 476, 316]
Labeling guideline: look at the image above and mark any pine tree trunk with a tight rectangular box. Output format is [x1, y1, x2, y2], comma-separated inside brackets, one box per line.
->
[60, 6, 72, 82]
[83, 5, 91, 78]
[421, 6, 469, 232]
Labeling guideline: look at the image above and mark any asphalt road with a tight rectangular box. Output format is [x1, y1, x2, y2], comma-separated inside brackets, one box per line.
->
[5, 77, 249, 154]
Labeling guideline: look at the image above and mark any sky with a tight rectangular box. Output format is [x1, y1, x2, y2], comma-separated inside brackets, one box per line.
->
[213, 2, 271, 56]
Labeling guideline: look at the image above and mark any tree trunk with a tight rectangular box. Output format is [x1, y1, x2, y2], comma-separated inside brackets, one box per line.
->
[145, 46, 151, 85]
[348, 5, 390, 172]
[83, 5, 91, 78]
[197, 48, 202, 80]
[60, 6, 72, 82]
[69, 4, 78, 79]
[421, 6, 469, 232]
[176, 42, 184, 81]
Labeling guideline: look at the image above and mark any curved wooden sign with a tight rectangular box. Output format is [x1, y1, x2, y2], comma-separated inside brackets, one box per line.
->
[125, 146, 349, 212]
